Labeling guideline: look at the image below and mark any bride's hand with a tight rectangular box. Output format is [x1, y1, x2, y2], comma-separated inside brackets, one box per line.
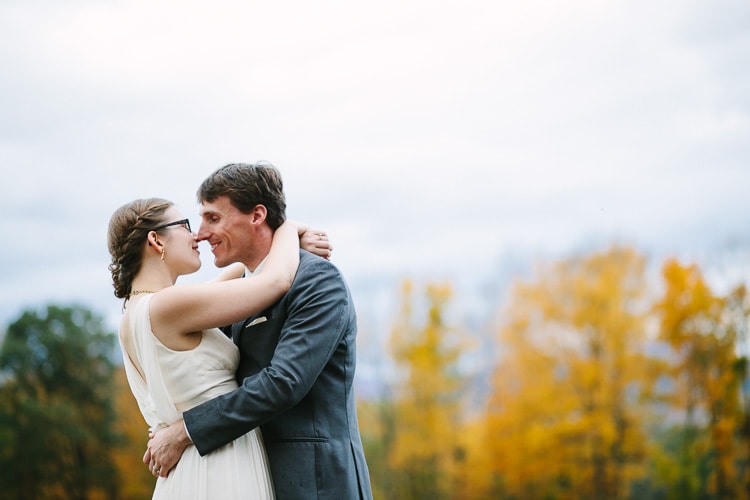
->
[299, 226, 332, 260]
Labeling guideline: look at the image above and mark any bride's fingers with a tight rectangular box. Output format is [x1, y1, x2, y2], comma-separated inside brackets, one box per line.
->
[300, 229, 332, 259]
[311, 231, 328, 244]
[315, 244, 332, 259]
[313, 234, 331, 251]
[315, 242, 332, 251]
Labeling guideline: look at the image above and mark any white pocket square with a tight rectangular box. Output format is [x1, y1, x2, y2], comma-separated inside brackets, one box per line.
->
[246, 316, 267, 328]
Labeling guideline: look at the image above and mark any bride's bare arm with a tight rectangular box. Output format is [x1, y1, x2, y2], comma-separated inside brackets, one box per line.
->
[211, 225, 330, 284]
[211, 262, 246, 282]
[150, 221, 301, 337]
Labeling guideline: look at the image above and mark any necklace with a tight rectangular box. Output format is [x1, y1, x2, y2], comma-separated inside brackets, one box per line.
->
[129, 290, 156, 295]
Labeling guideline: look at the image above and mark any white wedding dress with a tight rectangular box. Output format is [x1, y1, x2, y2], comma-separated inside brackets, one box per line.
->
[119, 294, 275, 499]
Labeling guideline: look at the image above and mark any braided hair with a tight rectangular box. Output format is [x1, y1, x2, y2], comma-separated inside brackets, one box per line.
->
[107, 198, 173, 299]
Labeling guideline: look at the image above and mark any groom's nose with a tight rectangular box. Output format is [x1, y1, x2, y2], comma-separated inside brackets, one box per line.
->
[195, 222, 210, 242]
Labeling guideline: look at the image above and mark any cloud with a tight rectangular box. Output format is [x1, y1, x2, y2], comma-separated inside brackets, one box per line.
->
[1, 0, 750, 335]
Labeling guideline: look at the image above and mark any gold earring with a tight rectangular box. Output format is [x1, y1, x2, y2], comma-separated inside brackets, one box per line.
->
[161, 248, 166, 262]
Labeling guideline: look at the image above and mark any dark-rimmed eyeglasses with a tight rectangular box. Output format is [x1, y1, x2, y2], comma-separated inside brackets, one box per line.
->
[152, 218, 192, 233]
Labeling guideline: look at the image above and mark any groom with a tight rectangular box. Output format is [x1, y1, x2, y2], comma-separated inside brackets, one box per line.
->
[145, 162, 373, 499]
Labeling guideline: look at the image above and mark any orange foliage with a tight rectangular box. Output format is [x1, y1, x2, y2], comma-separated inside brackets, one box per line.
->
[358, 248, 749, 499]
[486, 246, 654, 499]
[387, 279, 471, 499]
[656, 259, 749, 499]
[111, 367, 156, 499]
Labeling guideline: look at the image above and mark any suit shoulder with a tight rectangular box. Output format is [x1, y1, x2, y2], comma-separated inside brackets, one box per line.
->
[296, 251, 350, 288]
[299, 250, 341, 274]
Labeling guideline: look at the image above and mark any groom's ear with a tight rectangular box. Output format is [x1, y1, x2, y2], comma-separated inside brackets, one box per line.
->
[248, 204, 267, 224]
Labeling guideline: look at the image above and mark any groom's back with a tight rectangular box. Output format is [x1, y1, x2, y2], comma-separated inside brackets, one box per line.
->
[238, 250, 371, 499]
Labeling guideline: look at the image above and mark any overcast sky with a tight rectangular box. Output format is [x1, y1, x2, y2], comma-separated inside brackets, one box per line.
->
[1, 0, 749, 344]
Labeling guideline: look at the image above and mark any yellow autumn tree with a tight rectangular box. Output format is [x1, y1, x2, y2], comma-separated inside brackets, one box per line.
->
[387, 279, 469, 499]
[655, 259, 749, 500]
[486, 245, 656, 499]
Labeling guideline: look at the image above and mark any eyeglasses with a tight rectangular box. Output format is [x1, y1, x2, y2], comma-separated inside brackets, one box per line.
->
[152, 218, 192, 233]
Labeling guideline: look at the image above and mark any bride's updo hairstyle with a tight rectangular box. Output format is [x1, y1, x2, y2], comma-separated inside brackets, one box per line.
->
[107, 198, 173, 299]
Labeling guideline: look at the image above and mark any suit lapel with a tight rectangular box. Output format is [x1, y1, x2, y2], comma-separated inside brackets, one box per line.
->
[231, 318, 250, 346]
[232, 308, 272, 346]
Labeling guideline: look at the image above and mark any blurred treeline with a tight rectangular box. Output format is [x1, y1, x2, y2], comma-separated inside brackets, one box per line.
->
[0, 245, 748, 499]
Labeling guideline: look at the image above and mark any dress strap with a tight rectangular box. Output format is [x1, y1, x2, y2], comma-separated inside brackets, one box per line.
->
[120, 295, 180, 430]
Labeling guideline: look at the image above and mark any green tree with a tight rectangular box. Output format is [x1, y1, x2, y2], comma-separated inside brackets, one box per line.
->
[0, 304, 121, 499]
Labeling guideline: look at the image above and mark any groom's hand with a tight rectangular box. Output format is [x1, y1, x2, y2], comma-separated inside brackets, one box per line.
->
[143, 419, 192, 478]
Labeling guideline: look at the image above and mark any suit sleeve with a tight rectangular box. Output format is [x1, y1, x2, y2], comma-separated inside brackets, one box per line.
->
[183, 256, 349, 455]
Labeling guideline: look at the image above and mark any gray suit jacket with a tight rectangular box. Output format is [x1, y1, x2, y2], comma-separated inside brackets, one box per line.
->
[184, 250, 373, 500]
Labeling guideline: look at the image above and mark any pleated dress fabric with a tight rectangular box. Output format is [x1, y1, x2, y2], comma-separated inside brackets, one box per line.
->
[119, 294, 275, 500]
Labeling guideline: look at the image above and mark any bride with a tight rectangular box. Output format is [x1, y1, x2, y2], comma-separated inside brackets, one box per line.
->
[106, 197, 329, 499]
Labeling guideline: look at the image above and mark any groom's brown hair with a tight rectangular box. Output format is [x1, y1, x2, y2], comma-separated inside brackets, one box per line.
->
[197, 162, 287, 230]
